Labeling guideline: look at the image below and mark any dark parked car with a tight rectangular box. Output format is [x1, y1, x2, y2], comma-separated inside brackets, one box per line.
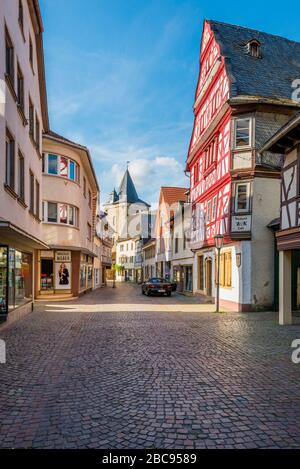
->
[142, 278, 173, 296]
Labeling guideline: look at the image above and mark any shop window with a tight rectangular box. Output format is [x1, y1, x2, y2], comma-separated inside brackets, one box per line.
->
[0, 248, 8, 315]
[80, 265, 86, 290]
[235, 183, 250, 212]
[0, 248, 32, 313]
[234, 118, 251, 148]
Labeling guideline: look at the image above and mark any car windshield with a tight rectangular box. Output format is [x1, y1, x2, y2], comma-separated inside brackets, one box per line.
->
[148, 278, 166, 283]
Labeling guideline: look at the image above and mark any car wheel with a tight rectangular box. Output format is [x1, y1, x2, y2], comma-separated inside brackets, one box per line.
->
[142, 289, 145, 295]
[167, 292, 171, 297]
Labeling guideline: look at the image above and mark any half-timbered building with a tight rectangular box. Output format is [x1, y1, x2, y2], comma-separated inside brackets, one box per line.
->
[187, 20, 300, 311]
[262, 113, 300, 324]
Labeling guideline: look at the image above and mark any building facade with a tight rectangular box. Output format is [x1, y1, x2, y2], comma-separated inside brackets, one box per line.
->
[170, 195, 194, 294]
[38, 131, 99, 299]
[262, 114, 300, 324]
[0, 0, 49, 324]
[104, 168, 151, 282]
[142, 238, 156, 280]
[187, 20, 300, 311]
[155, 187, 188, 280]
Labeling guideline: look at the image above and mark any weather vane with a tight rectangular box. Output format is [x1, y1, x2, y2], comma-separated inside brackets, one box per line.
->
[126, 160, 130, 169]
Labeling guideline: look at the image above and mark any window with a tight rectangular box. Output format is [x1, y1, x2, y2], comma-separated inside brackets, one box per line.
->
[198, 256, 204, 290]
[247, 40, 261, 58]
[212, 196, 217, 220]
[216, 251, 232, 288]
[234, 118, 251, 148]
[43, 154, 79, 181]
[47, 202, 57, 223]
[18, 1, 24, 33]
[29, 36, 33, 68]
[35, 180, 40, 218]
[193, 162, 199, 185]
[42, 153, 45, 172]
[59, 204, 68, 224]
[5, 28, 14, 86]
[175, 236, 179, 253]
[35, 114, 40, 149]
[6, 130, 15, 190]
[18, 151, 25, 201]
[120, 245, 124, 252]
[44, 201, 78, 226]
[48, 154, 58, 174]
[207, 200, 211, 223]
[17, 64, 24, 111]
[235, 183, 249, 212]
[87, 223, 92, 241]
[88, 189, 92, 208]
[29, 97, 34, 137]
[203, 136, 218, 171]
[29, 171, 34, 213]
[83, 177, 86, 197]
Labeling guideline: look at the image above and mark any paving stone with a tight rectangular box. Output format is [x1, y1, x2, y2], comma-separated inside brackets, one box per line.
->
[0, 283, 300, 448]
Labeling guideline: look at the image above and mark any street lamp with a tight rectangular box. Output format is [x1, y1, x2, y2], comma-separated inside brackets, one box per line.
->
[214, 234, 224, 313]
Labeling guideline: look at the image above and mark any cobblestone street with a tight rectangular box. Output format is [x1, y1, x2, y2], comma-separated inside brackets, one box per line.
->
[0, 283, 300, 449]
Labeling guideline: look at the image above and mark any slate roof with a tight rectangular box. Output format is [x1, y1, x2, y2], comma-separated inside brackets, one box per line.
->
[208, 20, 300, 103]
[108, 169, 150, 206]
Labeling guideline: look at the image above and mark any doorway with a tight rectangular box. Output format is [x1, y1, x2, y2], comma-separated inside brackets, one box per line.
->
[205, 258, 212, 296]
[41, 259, 54, 291]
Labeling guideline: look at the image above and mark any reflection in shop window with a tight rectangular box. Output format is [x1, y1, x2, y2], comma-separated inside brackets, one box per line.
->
[0, 247, 8, 315]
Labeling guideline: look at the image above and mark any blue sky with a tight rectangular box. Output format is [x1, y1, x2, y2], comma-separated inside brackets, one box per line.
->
[40, 0, 300, 207]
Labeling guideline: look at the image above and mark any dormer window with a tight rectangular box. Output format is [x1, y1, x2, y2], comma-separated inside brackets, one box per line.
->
[246, 39, 261, 58]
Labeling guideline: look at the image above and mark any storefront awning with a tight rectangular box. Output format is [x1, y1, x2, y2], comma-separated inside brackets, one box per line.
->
[0, 221, 49, 250]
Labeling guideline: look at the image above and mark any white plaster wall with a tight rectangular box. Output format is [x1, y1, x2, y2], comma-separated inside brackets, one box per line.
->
[0, 0, 44, 241]
[251, 177, 280, 307]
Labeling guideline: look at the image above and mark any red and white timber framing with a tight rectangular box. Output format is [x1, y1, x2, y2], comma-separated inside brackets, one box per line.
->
[187, 20, 231, 250]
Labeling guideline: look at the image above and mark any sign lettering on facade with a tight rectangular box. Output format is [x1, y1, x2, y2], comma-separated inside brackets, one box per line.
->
[55, 251, 71, 263]
[231, 215, 251, 232]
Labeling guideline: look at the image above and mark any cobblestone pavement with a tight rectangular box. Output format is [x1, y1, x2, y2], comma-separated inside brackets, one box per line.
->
[1, 283, 300, 449]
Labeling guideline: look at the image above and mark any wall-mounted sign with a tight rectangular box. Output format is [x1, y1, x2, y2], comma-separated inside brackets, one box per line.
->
[231, 215, 251, 233]
[40, 250, 54, 259]
[55, 251, 71, 263]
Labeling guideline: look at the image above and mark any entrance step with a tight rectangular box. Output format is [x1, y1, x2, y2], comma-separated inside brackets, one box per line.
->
[35, 293, 76, 302]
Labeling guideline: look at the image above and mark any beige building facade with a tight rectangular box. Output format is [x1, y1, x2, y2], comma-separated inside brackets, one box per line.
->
[0, 0, 49, 324]
[37, 131, 99, 299]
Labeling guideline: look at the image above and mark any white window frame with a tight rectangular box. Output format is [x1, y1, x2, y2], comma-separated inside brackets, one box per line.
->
[233, 117, 252, 150]
[43, 201, 79, 227]
[43, 153, 79, 183]
[234, 183, 250, 213]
